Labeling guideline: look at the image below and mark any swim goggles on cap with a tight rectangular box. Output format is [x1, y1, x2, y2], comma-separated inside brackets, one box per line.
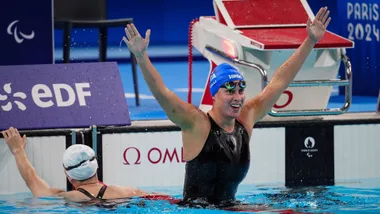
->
[220, 80, 246, 91]
[64, 156, 96, 171]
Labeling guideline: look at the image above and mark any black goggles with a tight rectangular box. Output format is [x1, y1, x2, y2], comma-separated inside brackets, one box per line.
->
[63, 156, 96, 171]
[220, 81, 246, 90]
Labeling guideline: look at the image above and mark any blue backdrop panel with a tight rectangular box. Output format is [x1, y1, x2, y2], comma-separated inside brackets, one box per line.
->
[0, 0, 53, 66]
[336, 0, 380, 97]
[53, 0, 215, 47]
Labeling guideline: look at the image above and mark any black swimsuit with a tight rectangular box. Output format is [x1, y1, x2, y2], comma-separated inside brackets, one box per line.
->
[180, 113, 250, 207]
[74, 185, 125, 209]
[77, 185, 108, 200]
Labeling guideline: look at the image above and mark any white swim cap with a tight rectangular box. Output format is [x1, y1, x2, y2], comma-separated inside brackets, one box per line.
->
[62, 144, 98, 181]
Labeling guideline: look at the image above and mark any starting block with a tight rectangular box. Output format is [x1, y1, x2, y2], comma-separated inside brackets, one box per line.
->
[190, 0, 354, 117]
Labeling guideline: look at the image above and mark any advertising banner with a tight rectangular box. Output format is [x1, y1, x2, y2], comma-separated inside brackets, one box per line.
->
[0, 62, 131, 130]
[337, 0, 380, 96]
[102, 131, 186, 187]
[0, 0, 53, 66]
[102, 128, 287, 187]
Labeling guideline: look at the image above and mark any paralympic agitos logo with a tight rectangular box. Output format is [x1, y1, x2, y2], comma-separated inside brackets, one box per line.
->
[123, 147, 186, 165]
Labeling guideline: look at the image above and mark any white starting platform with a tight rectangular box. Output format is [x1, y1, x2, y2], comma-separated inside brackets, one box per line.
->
[190, 0, 355, 117]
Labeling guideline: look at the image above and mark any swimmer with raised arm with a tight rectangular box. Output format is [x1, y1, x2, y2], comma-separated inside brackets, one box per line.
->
[122, 6, 331, 208]
[1, 127, 160, 204]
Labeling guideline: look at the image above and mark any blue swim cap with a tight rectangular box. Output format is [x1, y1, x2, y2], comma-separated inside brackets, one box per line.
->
[209, 63, 244, 96]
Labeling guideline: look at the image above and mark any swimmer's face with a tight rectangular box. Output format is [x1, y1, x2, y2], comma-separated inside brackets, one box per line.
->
[214, 80, 246, 118]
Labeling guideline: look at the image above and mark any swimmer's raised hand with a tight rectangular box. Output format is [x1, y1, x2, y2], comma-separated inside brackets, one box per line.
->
[306, 6, 331, 43]
[123, 24, 151, 58]
[1, 127, 26, 155]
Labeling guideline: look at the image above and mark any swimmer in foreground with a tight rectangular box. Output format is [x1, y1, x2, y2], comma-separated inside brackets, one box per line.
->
[122, 6, 331, 209]
[1, 127, 163, 204]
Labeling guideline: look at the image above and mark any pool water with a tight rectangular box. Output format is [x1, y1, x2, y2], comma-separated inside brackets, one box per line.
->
[0, 179, 379, 213]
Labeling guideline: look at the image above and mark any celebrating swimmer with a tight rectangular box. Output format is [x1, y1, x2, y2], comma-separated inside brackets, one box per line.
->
[122, 6, 331, 208]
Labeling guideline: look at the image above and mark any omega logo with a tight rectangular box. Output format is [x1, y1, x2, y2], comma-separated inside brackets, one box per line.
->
[123, 147, 185, 165]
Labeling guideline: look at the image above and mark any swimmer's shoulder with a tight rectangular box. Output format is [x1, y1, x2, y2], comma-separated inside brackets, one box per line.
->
[56, 190, 93, 203]
[105, 185, 150, 198]
[55, 185, 148, 202]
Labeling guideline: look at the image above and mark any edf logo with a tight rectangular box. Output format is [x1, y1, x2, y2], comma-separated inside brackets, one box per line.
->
[0, 83, 91, 111]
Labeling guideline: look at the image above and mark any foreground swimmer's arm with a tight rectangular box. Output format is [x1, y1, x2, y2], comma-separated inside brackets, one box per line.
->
[240, 6, 331, 128]
[2, 128, 163, 202]
[1, 127, 65, 197]
[122, 24, 208, 131]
